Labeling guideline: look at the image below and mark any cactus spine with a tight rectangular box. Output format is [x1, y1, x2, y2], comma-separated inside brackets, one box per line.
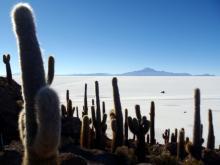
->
[150, 101, 155, 145]
[207, 109, 215, 150]
[12, 3, 60, 165]
[3, 54, 12, 84]
[111, 77, 123, 152]
[192, 88, 202, 159]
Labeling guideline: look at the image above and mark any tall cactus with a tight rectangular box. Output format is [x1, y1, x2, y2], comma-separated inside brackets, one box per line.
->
[150, 101, 155, 145]
[111, 77, 123, 152]
[12, 3, 60, 164]
[80, 115, 90, 148]
[177, 128, 185, 160]
[82, 83, 88, 116]
[3, 54, 12, 84]
[124, 109, 128, 145]
[207, 109, 215, 150]
[192, 88, 202, 159]
[92, 81, 101, 148]
[128, 105, 150, 162]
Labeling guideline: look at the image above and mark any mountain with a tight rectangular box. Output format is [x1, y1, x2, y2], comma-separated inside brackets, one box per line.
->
[120, 67, 192, 76]
[70, 67, 214, 76]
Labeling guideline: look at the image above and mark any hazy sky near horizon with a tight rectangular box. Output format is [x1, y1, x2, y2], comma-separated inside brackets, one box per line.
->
[0, 0, 219, 75]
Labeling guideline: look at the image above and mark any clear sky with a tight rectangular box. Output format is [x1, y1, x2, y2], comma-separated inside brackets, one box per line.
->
[0, 0, 219, 75]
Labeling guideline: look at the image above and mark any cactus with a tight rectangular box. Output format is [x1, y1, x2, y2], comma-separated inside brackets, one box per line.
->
[67, 99, 74, 117]
[175, 128, 178, 142]
[124, 109, 128, 145]
[207, 109, 215, 150]
[150, 101, 155, 145]
[92, 99, 95, 106]
[61, 104, 67, 118]
[102, 102, 107, 134]
[91, 81, 107, 149]
[12, 3, 60, 164]
[82, 83, 88, 116]
[66, 90, 69, 107]
[171, 129, 178, 143]
[177, 128, 185, 160]
[3, 54, 12, 84]
[128, 105, 150, 162]
[80, 115, 90, 148]
[47, 56, 54, 85]
[192, 88, 202, 159]
[76, 106, 79, 118]
[147, 134, 150, 144]
[162, 129, 170, 144]
[111, 77, 124, 152]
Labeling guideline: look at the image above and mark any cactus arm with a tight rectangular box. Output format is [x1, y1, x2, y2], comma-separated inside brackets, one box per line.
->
[47, 56, 54, 85]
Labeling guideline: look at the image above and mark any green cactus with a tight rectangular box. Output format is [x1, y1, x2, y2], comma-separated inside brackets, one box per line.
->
[12, 3, 60, 164]
[82, 83, 88, 117]
[3, 54, 12, 84]
[192, 88, 202, 159]
[47, 56, 54, 85]
[111, 77, 124, 152]
[150, 101, 155, 145]
[177, 128, 185, 160]
[128, 105, 150, 162]
[207, 109, 215, 150]
[80, 115, 91, 148]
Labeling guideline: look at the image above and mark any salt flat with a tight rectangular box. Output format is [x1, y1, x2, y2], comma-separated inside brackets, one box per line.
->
[14, 76, 220, 147]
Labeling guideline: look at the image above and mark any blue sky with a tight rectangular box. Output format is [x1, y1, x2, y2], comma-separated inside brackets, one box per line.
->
[0, 0, 219, 75]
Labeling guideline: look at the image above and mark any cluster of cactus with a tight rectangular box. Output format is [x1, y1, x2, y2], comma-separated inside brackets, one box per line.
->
[61, 90, 78, 118]
[171, 128, 178, 143]
[111, 77, 124, 153]
[3, 54, 12, 84]
[162, 129, 170, 144]
[7, 3, 220, 164]
[90, 81, 107, 149]
[12, 3, 61, 164]
[128, 105, 150, 162]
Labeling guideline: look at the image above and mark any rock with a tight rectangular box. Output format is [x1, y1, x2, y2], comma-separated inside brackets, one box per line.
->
[0, 77, 23, 144]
